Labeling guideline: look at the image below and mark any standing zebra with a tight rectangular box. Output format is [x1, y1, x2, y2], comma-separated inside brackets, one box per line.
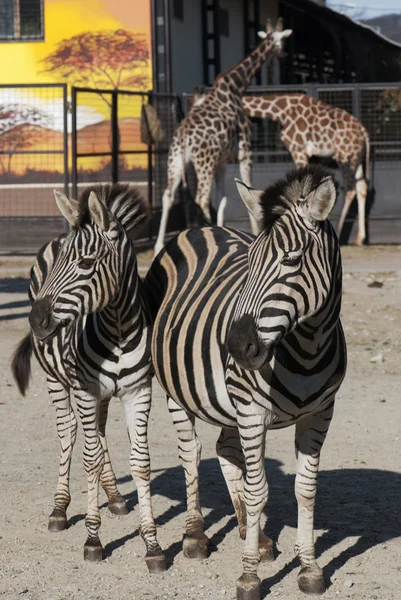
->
[145, 166, 347, 598]
[12, 184, 165, 571]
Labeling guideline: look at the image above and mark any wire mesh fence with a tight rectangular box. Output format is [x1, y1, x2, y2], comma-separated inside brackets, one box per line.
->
[1, 82, 401, 251]
[0, 84, 68, 251]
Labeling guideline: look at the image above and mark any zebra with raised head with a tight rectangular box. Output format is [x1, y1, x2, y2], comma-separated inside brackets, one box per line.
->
[145, 165, 346, 599]
[12, 183, 166, 572]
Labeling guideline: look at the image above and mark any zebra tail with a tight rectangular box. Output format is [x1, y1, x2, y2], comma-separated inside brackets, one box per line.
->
[11, 333, 33, 396]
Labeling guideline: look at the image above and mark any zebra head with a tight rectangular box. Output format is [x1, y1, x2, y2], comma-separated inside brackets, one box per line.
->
[29, 184, 146, 342]
[227, 166, 338, 371]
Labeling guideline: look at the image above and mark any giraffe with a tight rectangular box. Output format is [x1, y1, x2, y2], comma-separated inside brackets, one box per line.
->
[242, 93, 370, 245]
[153, 20, 292, 255]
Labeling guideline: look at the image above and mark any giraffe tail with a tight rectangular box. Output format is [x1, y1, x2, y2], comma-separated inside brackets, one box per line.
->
[364, 130, 370, 181]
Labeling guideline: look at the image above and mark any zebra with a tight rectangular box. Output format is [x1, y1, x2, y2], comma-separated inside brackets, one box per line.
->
[11, 183, 166, 572]
[145, 165, 347, 598]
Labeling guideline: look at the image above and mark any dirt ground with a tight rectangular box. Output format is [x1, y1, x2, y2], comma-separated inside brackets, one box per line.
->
[1, 245, 401, 600]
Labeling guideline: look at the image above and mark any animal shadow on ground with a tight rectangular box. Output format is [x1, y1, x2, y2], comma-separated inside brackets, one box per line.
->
[0, 278, 30, 321]
[114, 457, 401, 594]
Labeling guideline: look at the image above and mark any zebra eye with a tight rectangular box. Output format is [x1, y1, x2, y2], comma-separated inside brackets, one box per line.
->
[281, 253, 302, 267]
[79, 257, 96, 268]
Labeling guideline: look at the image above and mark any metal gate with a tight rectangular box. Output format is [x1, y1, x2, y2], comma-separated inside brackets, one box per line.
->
[0, 84, 68, 252]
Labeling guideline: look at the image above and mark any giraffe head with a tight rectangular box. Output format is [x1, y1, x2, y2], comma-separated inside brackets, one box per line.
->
[257, 18, 292, 55]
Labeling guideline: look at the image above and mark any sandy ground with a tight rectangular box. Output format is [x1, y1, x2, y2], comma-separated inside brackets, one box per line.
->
[1, 245, 401, 600]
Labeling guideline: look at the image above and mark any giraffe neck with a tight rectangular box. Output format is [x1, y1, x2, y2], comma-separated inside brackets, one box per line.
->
[214, 36, 277, 95]
[243, 94, 304, 125]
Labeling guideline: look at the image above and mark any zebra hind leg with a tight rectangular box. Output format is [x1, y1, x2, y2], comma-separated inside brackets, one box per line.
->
[168, 397, 210, 559]
[294, 402, 334, 595]
[216, 428, 274, 563]
[47, 378, 77, 532]
[98, 397, 128, 516]
[122, 386, 166, 573]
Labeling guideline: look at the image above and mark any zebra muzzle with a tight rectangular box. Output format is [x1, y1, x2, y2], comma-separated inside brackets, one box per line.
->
[227, 314, 270, 371]
[29, 296, 60, 342]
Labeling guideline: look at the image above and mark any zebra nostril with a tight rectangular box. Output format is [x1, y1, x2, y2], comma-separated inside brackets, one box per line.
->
[40, 315, 49, 329]
[245, 341, 259, 359]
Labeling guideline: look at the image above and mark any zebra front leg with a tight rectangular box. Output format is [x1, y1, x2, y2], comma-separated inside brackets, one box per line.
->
[237, 414, 268, 600]
[168, 397, 209, 559]
[75, 391, 105, 561]
[216, 428, 274, 563]
[47, 378, 77, 532]
[98, 396, 128, 516]
[122, 385, 166, 573]
[294, 402, 334, 595]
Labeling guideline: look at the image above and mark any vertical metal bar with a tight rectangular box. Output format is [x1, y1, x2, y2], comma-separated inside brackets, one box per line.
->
[201, 0, 209, 84]
[111, 90, 119, 184]
[13, 0, 20, 38]
[353, 85, 361, 120]
[213, 0, 221, 76]
[151, 0, 159, 92]
[62, 84, 69, 197]
[164, 0, 172, 93]
[71, 86, 78, 200]
[147, 92, 154, 240]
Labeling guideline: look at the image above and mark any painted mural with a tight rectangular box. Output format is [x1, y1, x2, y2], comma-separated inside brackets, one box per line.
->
[0, 0, 152, 216]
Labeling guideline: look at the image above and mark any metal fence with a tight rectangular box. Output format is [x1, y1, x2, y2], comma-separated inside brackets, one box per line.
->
[0, 83, 68, 252]
[1, 82, 401, 251]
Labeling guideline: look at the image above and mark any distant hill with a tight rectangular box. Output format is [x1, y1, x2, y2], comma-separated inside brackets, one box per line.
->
[361, 13, 401, 45]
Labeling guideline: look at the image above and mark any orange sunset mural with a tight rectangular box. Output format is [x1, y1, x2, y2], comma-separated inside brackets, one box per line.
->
[0, 0, 153, 215]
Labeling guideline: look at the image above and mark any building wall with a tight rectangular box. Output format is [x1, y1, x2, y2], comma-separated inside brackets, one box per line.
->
[219, 0, 245, 73]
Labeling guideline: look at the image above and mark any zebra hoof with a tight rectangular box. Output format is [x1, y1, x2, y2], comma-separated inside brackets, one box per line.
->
[259, 538, 275, 563]
[183, 532, 209, 559]
[48, 508, 67, 532]
[236, 573, 261, 600]
[108, 496, 128, 516]
[145, 550, 167, 573]
[297, 565, 326, 595]
[84, 542, 103, 562]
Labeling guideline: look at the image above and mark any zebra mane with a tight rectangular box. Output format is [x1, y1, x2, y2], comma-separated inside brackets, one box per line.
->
[260, 165, 333, 228]
[77, 183, 148, 232]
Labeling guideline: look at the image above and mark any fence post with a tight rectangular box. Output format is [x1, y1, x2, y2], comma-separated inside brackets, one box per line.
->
[111, 90, 119, 184]
[71, 86, 78, 201]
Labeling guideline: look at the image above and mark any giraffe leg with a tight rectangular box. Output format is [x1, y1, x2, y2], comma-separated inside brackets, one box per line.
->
[216, 428, 274, 563]
[236, 408, 268, 600]
[47, 377, 77, 532]
[192, 156, 218, 225]
[355, 164, 368, 246]
[122, 385, 165, 573]
[168, 397, 209, 559]
[98, 397, 127, 516]
[154, 149, 183, 256]
[238, 118, 259, 236]
[294, 402, 334, 595]
[337, 164, 356, 243]
[215, 163, 227, 226]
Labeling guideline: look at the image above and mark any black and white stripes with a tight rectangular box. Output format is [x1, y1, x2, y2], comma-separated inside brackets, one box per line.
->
[12, 183, 165, 571]
[146, 166, 346, 598]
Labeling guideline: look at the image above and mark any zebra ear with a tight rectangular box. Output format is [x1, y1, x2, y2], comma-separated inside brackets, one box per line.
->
[305, 176, 337, 222]
[53, 190, 79, 226]
[88, 191, 110, 231]
[235, 178, 264, 223]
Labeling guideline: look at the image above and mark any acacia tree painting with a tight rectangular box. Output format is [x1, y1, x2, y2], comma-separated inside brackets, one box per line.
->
[41, 29, 150, 105]
[0, 104, 50, 175]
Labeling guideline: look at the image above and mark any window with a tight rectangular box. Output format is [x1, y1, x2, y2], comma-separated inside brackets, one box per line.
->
[172, 0, 184, 21]
[0, 0, 44, 40]
[219, 8, 229, 37]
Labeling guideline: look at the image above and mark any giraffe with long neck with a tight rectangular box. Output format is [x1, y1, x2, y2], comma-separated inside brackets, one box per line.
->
[153, 21, 292, 255]
[243, 93, 370, 245]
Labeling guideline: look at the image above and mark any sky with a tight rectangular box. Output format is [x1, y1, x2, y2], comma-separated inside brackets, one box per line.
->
[327, 0, 401, 19]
